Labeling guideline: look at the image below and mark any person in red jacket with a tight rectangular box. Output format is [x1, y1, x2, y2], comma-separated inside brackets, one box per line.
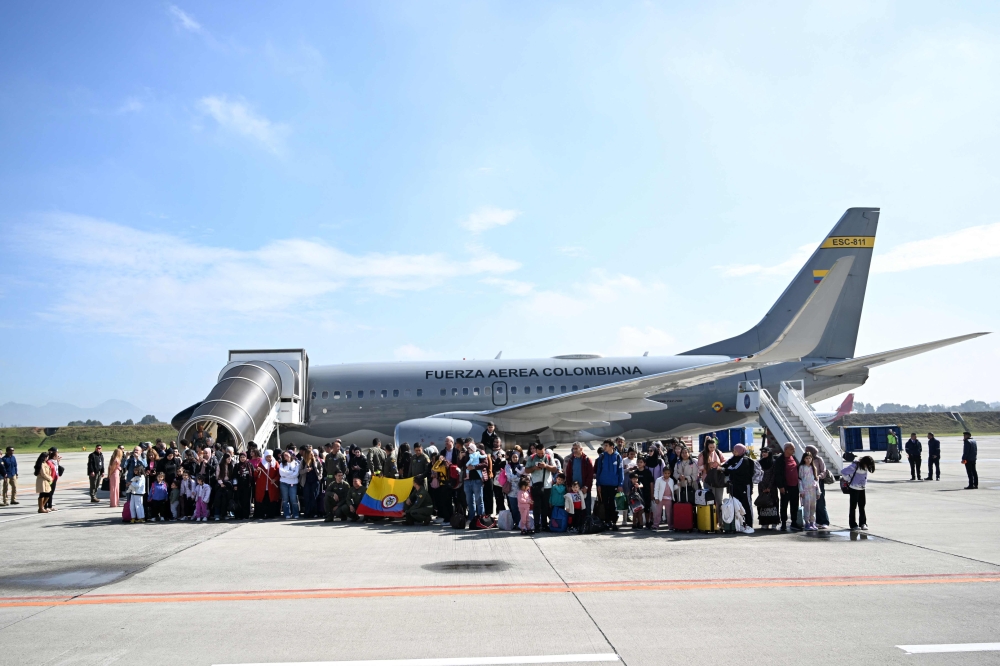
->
[563, 442, 595, 522]
[779, 443, 800, 531]
[254, 450, 281, 519]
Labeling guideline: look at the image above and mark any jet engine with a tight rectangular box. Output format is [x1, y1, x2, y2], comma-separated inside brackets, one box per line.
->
[394, 417, 485, 449]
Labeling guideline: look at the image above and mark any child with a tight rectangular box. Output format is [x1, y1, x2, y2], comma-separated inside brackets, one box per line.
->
[169, 478, 181, 520]
[128, 464, 146, 523]
[180, 471, 196, 520]
[517, 478, 533, 535]
[549, 473, 566, 521]
[149, 472, 169, 522]
[652, 466, 674, 530]
[565, 481, 585, 532]
[634, 457, 654, 529]
[799, 450, 819, 531]
[627, 472, 645, 529]
[193, 475, 211, 522]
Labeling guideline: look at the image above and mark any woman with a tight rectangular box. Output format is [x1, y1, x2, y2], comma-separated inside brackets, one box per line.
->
[798, 450, 819, 531]
[108, 447, 124, 508]
[45, 449, 61, 510]
[504, 450, 526, 528]
[233, 451, 254, 519]
[346, 445, 369, 486]
[397, 444, 412, 480]
[34, 452, 53, 513]
[699, 438, 727, 530]
[842, 454, 874, 531]
[279, 451, 301, 519]
[159, 449, 179, 487]
[645, 443, 665, 485]
[755, 445, 781, 529]
[299, 448, 321, 518]
[672, 447, 699, 504]
[254, 450, 281, 519]
[429, 452, 452, 522]
[215, 452, 234, 520]
[805, 444, 831, 528]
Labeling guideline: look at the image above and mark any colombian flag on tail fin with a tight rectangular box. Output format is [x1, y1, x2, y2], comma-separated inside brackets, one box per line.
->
[357, 476, 412, 517]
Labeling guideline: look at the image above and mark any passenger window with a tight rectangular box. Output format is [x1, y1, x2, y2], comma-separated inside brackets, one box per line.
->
[496, 385, 504, 394]
[393, 389, 399, 397]
[416, 388, 423, 397]
[549, 386, 555, 394]
[346, 391, 352, 399]
[524, 386, 530, 394]
[462, 387, 469, 396]
[452, 388, 458, 396]
[583, 385, 590, 389]
[404, 389, 411, 397]
[485, 387, 491, 396]
[333, 391, 340, 399]
[572, 385, 578, 391]
[311, 391, 317, 399]
[440, 388, 446, 396]
[537, 386, 543, 394]
[357, 390, 364, 399]
[473, 387, 480, 396]
[321, 391, 329, 399]
[381, 390, 387, 398]
[510, 386, 517, 395]
[369, 390, 375, 398]
[560, 385, 566, 393]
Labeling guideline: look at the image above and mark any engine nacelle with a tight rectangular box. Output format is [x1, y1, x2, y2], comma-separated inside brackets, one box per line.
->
[394, 417, 485, 449]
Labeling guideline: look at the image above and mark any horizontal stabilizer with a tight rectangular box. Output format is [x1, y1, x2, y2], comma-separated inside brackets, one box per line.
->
[807, 332, 990, 377]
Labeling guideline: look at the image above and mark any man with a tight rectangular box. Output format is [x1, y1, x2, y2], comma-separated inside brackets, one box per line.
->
[485, 438, 506, 515]
[324, 440, 347, 483]
[904, 433, 923, 481]
[480, 422, 500, 449]
[563, 442, 595, 520]
[381, 441, 398, 478]
[962, 432, 978, 489]
[87, 444, 106, 503]
[926, 432, 941, 481]
[409, 443, 431, 486]
[403, 478, 434, 525]
[367, 438, 386, 476]
[594, 439, 625, 531]
[525, 444, 557, 532]
[325, 470, 351, 522]
[723, 444, 755, 533]
[885, 430, 900, 463]
[441, 437, 459, 464]
[1, 447, 17, 505]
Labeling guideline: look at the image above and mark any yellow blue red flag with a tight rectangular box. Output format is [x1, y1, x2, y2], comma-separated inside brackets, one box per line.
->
[357, 476, 413, 517]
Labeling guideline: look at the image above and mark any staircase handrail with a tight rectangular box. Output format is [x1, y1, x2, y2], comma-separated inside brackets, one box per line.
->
[759, 389, 806, 454]
[779, 381, 844, 463]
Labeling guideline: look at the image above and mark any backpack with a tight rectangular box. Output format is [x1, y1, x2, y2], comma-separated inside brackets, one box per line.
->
[447, 464, 461, 484]
[450, 512, 467, 529]
[473, 515, 496, 530]
[582, 514, 605, 534]
[751, 459, 764, 485]
[550, 507, 568, 532]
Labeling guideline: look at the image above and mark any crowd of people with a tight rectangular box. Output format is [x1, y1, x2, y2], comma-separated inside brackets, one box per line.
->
[4, 425, 981, 531]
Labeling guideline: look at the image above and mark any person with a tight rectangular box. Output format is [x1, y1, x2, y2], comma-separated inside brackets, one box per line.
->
[299, 448, 321, 518]
[325, 470, 351, 521]
[723, 443, 755, 531]
[842, 454, 874, 530]
[755, 445, 781, 529]
[549, 473, 567, 525]
[779, 444, 800, 531]
[86, 444, 105, 503]
[672, 446, 699, 504]
[595, 439, 625, 531]
[517, 478, 533, 535]
[481, 422, 500, 449]
[804, 445, 830, 528]
[409, 443, 431, 486]
[652, 466, 674, 530]
[926, 432, 941, 481]
[905, 433, 923, 481]
[429, 452, 453, 522]
[526, 443, 557, 532]
[347, 476, 366, 522]
[565, 481, 585, 531]
[699, 438, 726, 528]
[192, 475, 211, 522]
[192, 425, 207, 449]
[169, 479, 181, 520]
[485, 437, 505, 515]
[645, 444, 665, 487]
[504, 450, 526, 528]
[403, 478, 434, 525]
[45, 447, 61, 510]
[397, 443, 412, 479]
[885, 430, 900, 463]
[381, 441, 398, 479]
[159, 449, 179, 487]
[128, 464, 146, 522]
[366, 438, 386, 477]
[798, 450, 819, 531]
[233, 452, 254, 519]
[254, 450, 281, 519]
[2, 447, 19, 506]
[149, 472, 170, 521]
[213, 452, 234, 520]
[34, 452, 53, 514]
[323, 440, 347, 483]
[962, 432, 978, 489]
[279, 450, 301, 519]
[563, 442, 594, 521]
[623, 448, 638, 472]
[633, 457, 654, 529]
[107, 447, 123, 508]
[462, 440, 486, 525]
[441, 436, 460, 465]
[180, 471, 196, 519]
[346, 445, 369, 486]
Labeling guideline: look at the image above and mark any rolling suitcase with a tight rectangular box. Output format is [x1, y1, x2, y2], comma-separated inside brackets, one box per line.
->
[696, 504, 716, 533]
[672, 502, 694, 531]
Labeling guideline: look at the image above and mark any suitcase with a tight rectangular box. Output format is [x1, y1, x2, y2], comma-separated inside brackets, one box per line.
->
[550, 507, 568, 532]
[672, 502, 694, 531]
[122, 499, 131, 523]
[696, 504, 716, 533]
[796, 506, 804, 529]
[101, 477, 110, 492]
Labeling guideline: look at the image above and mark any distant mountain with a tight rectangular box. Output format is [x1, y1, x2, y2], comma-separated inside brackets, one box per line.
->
[0, 400, 154, 428]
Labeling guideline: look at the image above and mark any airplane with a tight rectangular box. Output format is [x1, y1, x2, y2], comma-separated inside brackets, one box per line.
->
[171, 207, 988, 455]
[813, 393, 854, 427]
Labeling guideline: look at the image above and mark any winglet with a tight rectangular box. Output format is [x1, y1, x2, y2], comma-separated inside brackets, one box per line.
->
[495, 351, 503, 360]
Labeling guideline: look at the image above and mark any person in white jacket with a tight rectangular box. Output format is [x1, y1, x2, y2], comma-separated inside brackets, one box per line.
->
[652, 467, 675, 530]
[279, 451, 301, 519]
[128, 466, 146, 523]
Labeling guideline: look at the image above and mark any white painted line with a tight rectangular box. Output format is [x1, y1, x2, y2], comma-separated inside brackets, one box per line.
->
[0, 515, 34, 524]
[897, 643, 1000, 654]
[214, 654, 620, 666]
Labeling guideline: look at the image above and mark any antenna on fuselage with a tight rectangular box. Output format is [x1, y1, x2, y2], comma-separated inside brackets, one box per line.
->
[495, 351, 502, 359]
[643, 351, 649, 356]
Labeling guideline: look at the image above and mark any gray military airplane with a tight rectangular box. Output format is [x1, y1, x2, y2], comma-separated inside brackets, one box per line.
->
[172, 207, 987, 452]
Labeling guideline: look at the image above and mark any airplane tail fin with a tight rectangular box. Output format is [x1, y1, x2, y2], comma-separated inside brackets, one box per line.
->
[683, 207, 879, 360]
[835, 393, 855, 419]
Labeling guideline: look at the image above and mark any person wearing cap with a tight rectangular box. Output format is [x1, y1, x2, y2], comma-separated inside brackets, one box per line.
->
[962, 432, 978, 489]
[926, 433, 941, 481]
[723, 443, 755, 531]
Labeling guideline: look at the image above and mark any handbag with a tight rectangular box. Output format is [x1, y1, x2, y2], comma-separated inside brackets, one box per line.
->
[840, 465, 858, 494]
[496, 467, 507, 488]
[706, 467, 727, 488]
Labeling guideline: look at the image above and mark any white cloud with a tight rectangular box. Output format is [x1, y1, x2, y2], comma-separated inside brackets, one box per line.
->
[460, 206, 520, 233]
[613, 326, 676, 357]
[719, 244, 814, 278]
[873, 223, 1000, 273]
[481, 277, 534, 295]
[198, 96, 288, 155]
[168, 5, 203, 33]
[16, 213, 521, 345]
[557, 246, 588, 258]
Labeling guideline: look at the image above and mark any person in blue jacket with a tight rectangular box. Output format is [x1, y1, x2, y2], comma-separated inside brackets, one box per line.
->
[925, 433, 941, 481]
[1, 447, 17, 505]
[594, 439, 625, 531]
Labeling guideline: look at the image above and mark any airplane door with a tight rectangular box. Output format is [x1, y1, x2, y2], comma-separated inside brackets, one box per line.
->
[492, 381, 508, 406]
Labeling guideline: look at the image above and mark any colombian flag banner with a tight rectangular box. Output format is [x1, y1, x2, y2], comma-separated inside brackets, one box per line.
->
[357, 476, 413, 517]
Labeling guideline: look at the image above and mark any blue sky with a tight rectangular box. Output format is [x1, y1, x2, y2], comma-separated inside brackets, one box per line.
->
[1, 1, 998, 419]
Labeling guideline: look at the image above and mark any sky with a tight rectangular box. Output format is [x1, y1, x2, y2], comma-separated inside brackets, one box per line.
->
[1, 1, 998, 420]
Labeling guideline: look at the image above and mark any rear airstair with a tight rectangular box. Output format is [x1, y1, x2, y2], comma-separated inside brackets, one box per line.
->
[738, 380, 843, 477]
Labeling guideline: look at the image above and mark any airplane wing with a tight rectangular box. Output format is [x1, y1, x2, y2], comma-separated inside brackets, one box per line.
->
[476, 256, 856, 431]
[806, 332, 989, 377]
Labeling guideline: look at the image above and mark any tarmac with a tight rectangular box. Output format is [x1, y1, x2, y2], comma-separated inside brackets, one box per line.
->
[0, 435, 998, 666]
